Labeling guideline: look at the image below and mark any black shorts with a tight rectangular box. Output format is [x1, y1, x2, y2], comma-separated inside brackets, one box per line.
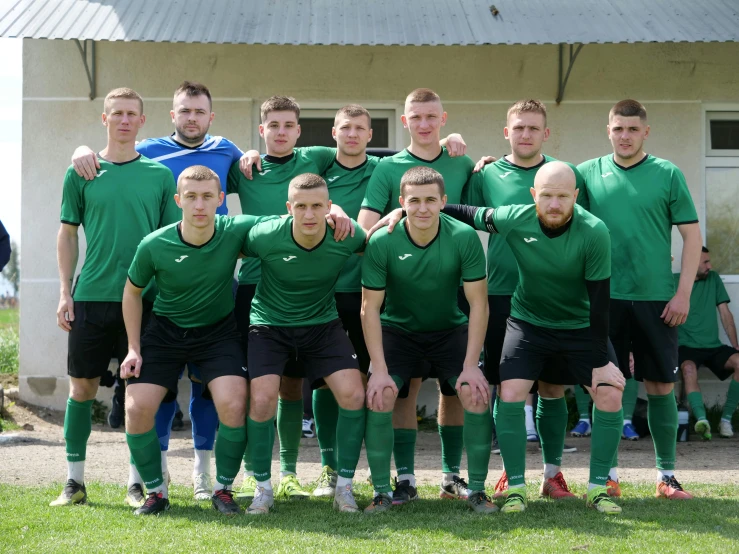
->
[499, 317, 619, 386]
[483, 295, 512, 385]
[678, 345, 739, 380]
[247, 319, 359, 388]
[67, 300, 152, 380]
[128, 313, 246, 403]
[335, 292, 370, 374]
[610, 300, 679, 383]
[378, 325, 468, 398]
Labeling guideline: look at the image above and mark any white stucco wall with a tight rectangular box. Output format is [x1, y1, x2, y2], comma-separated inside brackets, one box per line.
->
[19, 39, 739, 411]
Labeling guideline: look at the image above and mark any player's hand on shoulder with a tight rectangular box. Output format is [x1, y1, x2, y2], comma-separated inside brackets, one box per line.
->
[327, 204, 354, 241]
[592, 361, 625, 391]
[661, 291, 690, 327]
[366, 372, 397, 411]
[56, 293, 74, 332]
[366, 208, 404, 241]
[239, 150, 262, 180]
[473, 155, 497, 173]
[72, 145, 99, 181]
[445, 133, 467, 157]
[120, 349, 143, 379]
[456, 364, 490, 407]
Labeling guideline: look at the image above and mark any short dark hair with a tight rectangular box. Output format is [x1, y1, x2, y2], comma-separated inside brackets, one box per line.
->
[173, 81, 212, 109]
[261, 96, 300, 123]
[610, 99, 647, 122]
[288, 173, 328, 199]
[702, 246, 710, 253]
[177, 165, 221, 194]
[507, 99, 547, 125]
[406, 88, 441, 105]
[400, 166, 445, 197]
[335, 104, 371, 128]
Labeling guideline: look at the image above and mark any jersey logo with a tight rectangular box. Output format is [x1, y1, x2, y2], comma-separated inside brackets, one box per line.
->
[96, 170, 107, 178]
[242, 366, 248, 373]
[523, 237, 537, 243]
[327, 176, 340, 182]
[283, 256, 297, 262]
[258, 170, 271, 176]
[175, 255, 189, 262]
[500, 171, 513, 179]
[352, 354, 357, 359]
[398, 254, 412, 260]
[601, 172, 613, 178]
[674, 366, 679, 374]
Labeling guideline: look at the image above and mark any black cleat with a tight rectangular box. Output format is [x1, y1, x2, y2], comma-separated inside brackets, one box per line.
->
[392, 477, 419, 505]
[171, 410, 184, 431]
[134, 492, 170, 515]
[212, 488, 240, 515]
[50, 479, 87, 506]
[108, 394, 125, 429]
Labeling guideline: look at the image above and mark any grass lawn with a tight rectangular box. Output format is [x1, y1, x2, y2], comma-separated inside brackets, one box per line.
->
[1, 483, 737, 553]
[0, 306, 19, 331]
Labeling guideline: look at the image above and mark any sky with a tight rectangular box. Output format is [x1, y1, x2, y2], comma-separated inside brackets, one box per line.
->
[0, 38, 22, 295]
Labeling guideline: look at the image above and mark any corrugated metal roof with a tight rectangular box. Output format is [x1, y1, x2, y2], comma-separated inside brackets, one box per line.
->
[1, 0, 737, 46]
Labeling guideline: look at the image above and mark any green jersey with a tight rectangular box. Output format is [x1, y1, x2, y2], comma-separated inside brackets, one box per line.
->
[577, 155, 698, 301]
[361, 147, 475, 214]
[324, 156, 380, 293]
[227, 146, 336, 285]
[362, 213, 486, 333]
[465, 155, 586, 295]
[60, 155, 179, 302]
[128, 215, 276, 328]
[473, 204, 611, 329]
[244, 217, 366, 327]
[675, 271, 730, 349]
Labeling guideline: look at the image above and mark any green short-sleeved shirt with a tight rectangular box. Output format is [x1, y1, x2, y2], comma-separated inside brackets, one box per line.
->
[577, 155, 698, 301]
[60, 155, 179, 302]
[227, 146, 336, 285]
[361, 148, 475, 214]
[362, 213, 486, 333]
[473, 204, 611, 329]
[675, 271, 730, 349]
[465, 155, 587, 295]
[323, 156, 380, 293]
[128, 215, 276, 328]
[244, 217, 366, 326]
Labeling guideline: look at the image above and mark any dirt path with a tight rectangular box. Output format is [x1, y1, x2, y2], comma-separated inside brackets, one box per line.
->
[1, 400, 737, 488]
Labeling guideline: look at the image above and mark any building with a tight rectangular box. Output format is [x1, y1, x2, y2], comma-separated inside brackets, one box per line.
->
[2, 0, 739, 411]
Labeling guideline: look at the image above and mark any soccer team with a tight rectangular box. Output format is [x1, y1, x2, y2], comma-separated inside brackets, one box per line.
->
[51, 82, 702, 517]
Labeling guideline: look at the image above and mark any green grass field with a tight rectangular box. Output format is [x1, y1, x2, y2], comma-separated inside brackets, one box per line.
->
[0, 306, 19, 331]
[1, 483, 737, 553]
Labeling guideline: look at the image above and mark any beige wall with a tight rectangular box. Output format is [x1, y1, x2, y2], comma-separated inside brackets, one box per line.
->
[20, 38, 739, 409]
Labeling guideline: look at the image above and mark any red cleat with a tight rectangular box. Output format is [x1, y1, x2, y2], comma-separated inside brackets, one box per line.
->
[656, 476, 693, 500]
[540, 472, 576, 499]
[607, 479, 622, 497]
[493, 471, 508, 499]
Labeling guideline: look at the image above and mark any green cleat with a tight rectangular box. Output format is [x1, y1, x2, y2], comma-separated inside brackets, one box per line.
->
[586, 486, 622, 514]
[501, 489, 526, 513]
[694, 419, 712, 441]
[50, 479, 87, 507]
[276, 474, 310, 500]
[236, 475, 258, 501]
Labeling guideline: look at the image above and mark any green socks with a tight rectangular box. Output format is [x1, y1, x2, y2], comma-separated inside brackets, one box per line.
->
[64, 398, 93, 462]
[464, 410, 492, 491]
[277, 398, 303, 474]
[647, 391, 678, 470]
[536, 396, 568, 466]
[365, 410, 394, 494]
[687, 391, 707, 422]
[438, 425, 464, 474]
[247, 416, 275, 482]
[589, 408, 623, 485]
[722, 379, 739, 421]
[313, 388, 339, 469]
[336, 407, 366, 480]
[214, 423, 247, 487]
[126, 427, 164, 490]
[622, 378, 638, 421]
[574, 387, 591, 420]
[494, 399, 527, 487]
[393, 428, 417, 476]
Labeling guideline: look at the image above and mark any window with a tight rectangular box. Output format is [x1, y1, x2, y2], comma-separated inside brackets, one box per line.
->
[705, 111, 739, 275]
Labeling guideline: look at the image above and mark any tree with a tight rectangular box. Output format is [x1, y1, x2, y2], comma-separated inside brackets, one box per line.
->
[2, 241, 19, 297]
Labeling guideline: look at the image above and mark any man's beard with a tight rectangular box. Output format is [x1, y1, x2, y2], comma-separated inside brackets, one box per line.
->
[536, 203, 573, 230]
[175, 124, 207, 146]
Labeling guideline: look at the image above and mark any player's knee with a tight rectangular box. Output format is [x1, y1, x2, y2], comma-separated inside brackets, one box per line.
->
[593, 386, 622, 412]
[124, 396, 157, 431]
[215, 397, 247, 427]
[248, 393, 277, 421]
[69, 378, 97, 402]
[499, 386, 527, 404]
[335, 386, 365, 411]
[537, 381, 563, 399]
[457, 388, 486, 413]
[644, 380, 674, 396]
[278, 377, 303, 401]
[681, 361, 698, 383]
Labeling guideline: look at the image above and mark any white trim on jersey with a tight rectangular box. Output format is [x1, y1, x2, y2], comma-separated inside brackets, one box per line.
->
[147, 136, 224, 164]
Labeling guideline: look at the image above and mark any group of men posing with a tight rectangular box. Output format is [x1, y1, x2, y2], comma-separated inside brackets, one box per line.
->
[51, 80, 729, 518]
